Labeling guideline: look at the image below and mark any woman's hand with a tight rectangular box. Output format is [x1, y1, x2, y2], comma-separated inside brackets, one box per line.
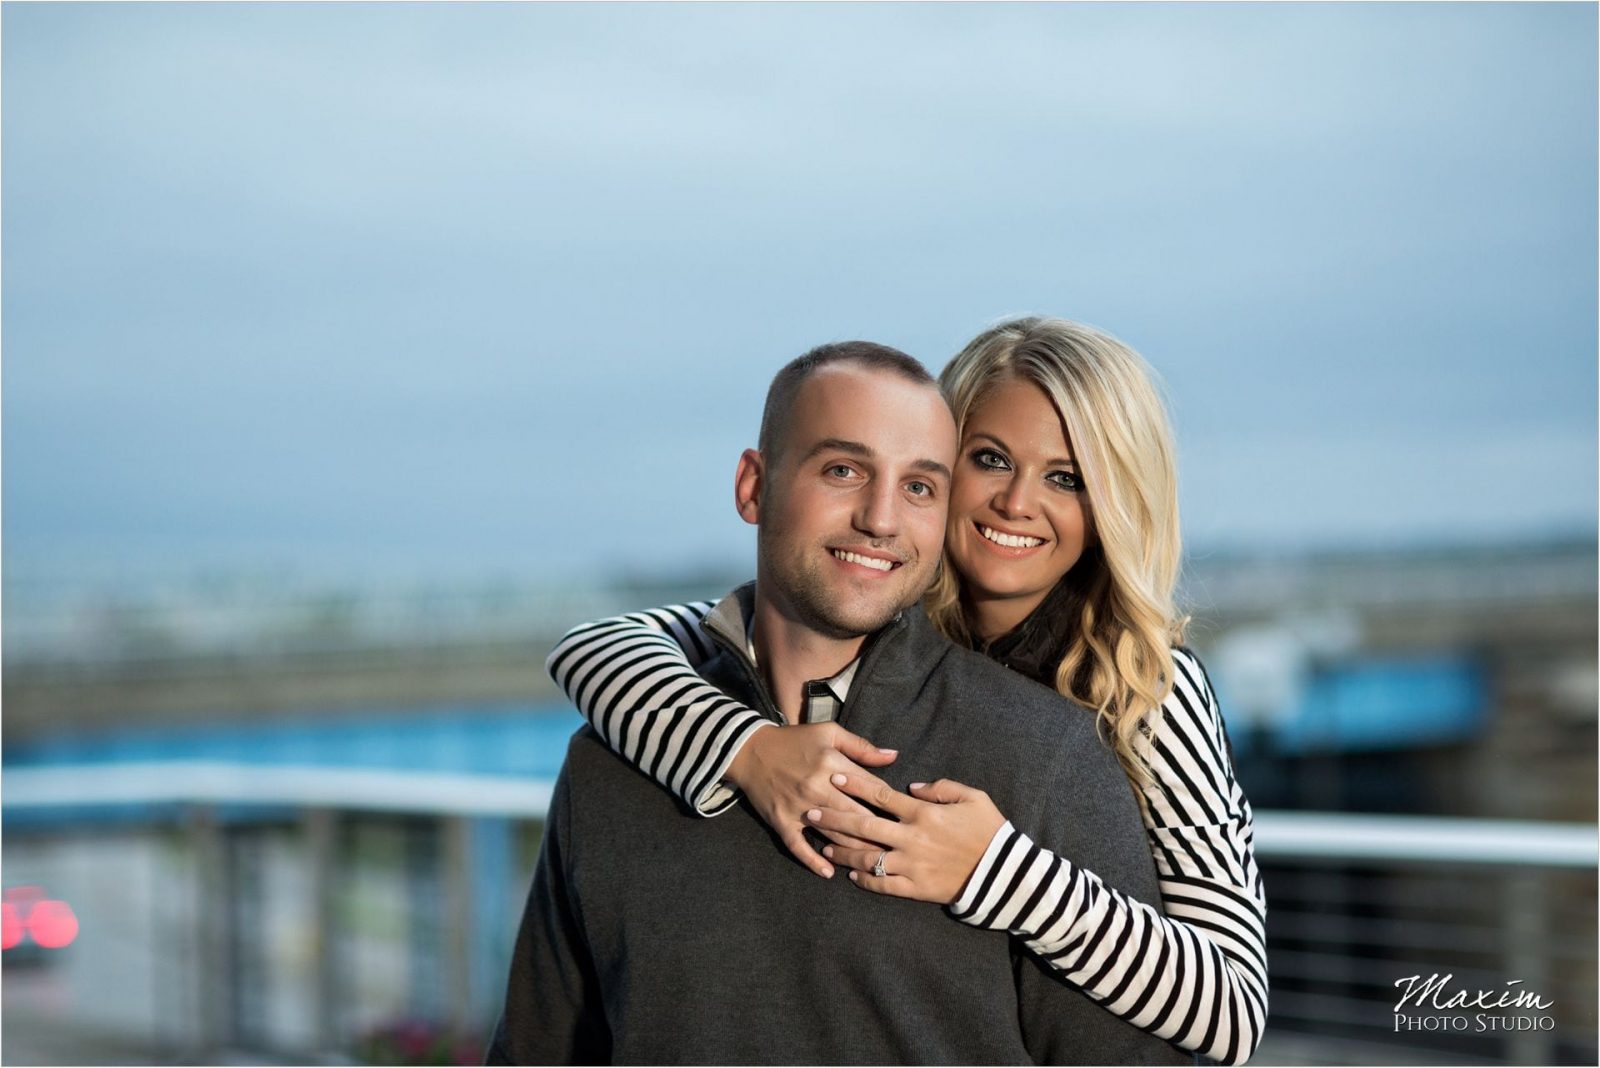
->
[804, 776, 1007, 905]
[724, 722, 900, 879]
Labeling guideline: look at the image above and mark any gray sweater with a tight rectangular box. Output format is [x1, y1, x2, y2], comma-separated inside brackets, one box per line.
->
[488, 586, 1189, 1065]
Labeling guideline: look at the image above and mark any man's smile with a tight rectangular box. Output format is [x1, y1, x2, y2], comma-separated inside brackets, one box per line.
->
[828, 547, 904, 574]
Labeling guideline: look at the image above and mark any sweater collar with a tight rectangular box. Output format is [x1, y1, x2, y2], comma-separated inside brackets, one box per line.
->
[702, 581, 934, 697]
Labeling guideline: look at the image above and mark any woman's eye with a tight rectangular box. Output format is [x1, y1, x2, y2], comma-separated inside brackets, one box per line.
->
[1048, 470, 1084, 492]
[972, 448, 1009, 471]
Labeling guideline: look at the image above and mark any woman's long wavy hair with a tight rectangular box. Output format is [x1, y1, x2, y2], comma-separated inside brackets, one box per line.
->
[925, 316, 1187, 788]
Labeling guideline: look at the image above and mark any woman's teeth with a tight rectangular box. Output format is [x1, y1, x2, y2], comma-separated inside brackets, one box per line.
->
[979, 524, 1044, 549]
[832, 549, 895, 571]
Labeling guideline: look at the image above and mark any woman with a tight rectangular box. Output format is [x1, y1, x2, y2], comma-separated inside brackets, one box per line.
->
[546, 317, 1267, 1064]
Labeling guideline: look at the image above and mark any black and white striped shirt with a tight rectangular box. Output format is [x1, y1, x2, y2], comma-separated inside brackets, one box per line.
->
[546, 602, 1268, 1064]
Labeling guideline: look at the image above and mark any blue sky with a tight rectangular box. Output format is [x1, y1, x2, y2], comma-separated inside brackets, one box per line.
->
[4, 3, 1595, 593]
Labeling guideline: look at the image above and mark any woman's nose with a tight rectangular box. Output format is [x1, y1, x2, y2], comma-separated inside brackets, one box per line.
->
[993, 476, 1038, 519]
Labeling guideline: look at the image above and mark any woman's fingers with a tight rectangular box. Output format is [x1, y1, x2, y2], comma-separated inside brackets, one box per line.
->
[780, 827, 836, 879]
[820, 843, 887, 874]
[792, 792, 887, 852]
[826, 725, 899, 768]
[828, 772, 922, 820]
[805, 805, 907, 847]
[907, 778, 980, 805]
[817, 825, 883, 851]
[847, 869, 917, 898]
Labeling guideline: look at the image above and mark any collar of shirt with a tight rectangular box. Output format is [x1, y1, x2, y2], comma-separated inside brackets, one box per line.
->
[702, 585, 861, 723]
[744, 606, 858, 723]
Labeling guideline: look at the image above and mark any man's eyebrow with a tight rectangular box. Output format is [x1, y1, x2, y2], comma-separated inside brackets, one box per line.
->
[802, 438, 951, 482]
[801, 438, 873, 462]
[968, 431, 1077, 468]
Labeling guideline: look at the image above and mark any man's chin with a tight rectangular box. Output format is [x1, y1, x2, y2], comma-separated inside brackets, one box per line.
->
[796, 589, 915, 641]
[768, 555, 932, 640]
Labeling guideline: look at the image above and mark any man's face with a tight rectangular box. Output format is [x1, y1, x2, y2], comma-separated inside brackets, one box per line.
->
[738, 364, 958, 639]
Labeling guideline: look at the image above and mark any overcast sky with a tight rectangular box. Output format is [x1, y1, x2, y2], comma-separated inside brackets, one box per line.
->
[4, 3, 1595, 595]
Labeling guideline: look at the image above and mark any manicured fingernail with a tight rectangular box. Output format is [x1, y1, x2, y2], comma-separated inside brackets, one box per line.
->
[822, 845, 835, 858]
[848, 871, 859, 882]
[878, 747, 897, 754]
[830, 773, 847, 786]
[821, 866, 835, 878]
[910, 782, 927, 790]
[806, 808, 822, 821]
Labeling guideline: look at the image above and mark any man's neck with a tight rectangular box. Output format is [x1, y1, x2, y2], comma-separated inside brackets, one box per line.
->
[750, 588, 866, 726]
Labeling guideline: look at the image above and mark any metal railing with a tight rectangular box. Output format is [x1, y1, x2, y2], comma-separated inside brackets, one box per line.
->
[3, 769, 1596, 1066]
[1250, 814, 1596, 1067]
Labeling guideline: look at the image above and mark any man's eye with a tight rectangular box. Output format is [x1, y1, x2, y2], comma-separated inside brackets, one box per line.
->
[906, 480, 934, 498]
[972, 448, 1009, 471]
[826, 464, 857, 479]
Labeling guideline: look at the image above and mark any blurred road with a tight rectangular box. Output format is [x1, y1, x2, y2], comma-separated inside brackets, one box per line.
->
[2, 968, 333, 1067]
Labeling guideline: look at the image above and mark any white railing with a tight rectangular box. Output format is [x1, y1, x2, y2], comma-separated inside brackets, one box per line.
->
[6, 762, 1597, 868]
[2, 762, 555, 818]
[1252, 811, 1597, 868]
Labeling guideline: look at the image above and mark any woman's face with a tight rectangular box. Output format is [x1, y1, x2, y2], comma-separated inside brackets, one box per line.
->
[944, 373, 1094, 639]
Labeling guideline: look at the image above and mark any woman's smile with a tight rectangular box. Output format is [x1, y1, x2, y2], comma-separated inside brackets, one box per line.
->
[972, 520, 1049, 555]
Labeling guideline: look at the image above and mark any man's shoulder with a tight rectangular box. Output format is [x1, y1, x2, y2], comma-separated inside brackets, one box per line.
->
[563, 723, 612, 764]
[934, 639, 1053, 697]
[558, 724, 679, 800]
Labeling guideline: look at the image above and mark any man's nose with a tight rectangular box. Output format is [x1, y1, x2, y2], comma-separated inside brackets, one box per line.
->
[993, 475, 1039, 520]
[854, 480, 902, 539]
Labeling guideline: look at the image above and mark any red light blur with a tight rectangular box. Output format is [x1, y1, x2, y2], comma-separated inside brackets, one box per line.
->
[1, 903, 21, 950]
[3, 886, 78, 950]
[27, 900, 79, 949]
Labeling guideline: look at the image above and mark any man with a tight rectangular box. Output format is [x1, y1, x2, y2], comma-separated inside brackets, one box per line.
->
[488, 343, 1184, 1065]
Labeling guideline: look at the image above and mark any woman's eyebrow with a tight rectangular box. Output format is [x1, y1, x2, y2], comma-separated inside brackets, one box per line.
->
[968, 431, 1011, 453]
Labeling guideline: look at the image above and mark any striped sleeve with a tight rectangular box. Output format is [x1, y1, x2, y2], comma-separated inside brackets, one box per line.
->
[949, 647, 1268, 1065]
[543, 602, 773, 816]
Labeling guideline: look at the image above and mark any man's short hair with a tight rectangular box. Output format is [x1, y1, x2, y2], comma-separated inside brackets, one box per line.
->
[757, 341, 936, 462]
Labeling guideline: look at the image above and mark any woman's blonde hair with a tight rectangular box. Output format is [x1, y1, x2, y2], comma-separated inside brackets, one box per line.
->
[925, 316, 1187, 787]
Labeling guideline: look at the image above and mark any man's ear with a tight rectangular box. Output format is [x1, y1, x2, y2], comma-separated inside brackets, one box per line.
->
[734, 448, 764, 526]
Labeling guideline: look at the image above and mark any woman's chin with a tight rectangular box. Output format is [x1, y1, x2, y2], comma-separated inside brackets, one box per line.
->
[956, 570, 1044, 607]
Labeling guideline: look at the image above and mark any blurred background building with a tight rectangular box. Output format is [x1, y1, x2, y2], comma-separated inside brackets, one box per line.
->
[4, 3, 1595, 1066]
[4, 539, 1594, 1065]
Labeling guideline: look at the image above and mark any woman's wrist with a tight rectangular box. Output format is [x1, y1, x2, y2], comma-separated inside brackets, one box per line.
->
[949, 820, 1020, 920]
[723, 720, 773, 791]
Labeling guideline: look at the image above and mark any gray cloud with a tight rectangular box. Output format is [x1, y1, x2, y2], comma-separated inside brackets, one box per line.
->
[4, 3, 1594, 589]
